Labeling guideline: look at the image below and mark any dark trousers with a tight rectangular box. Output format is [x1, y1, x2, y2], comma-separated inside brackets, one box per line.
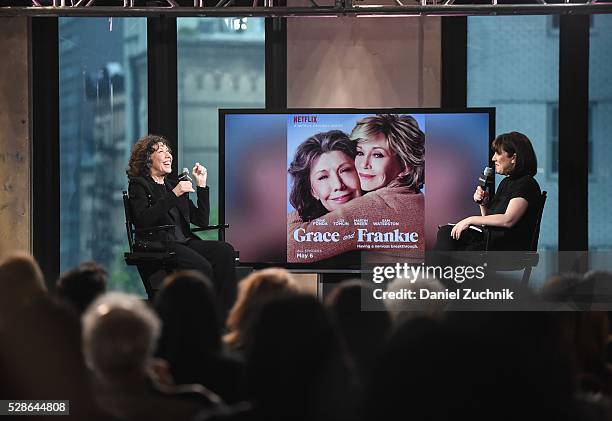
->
[430, 225, 488, 289]
[174, 239, 237, 314]
[434, 225, 485, 251]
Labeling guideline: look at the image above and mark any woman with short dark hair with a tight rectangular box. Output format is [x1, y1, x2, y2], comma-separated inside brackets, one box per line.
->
[490, 131, 538, 177]
[435, 131, 542, 251]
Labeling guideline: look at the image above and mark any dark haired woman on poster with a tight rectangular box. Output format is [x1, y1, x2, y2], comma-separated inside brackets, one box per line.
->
[126, 135, 236, 311]
[287, 115, 425, 263]
[288, 130, 362, 223]
[434, 131, 541, 251]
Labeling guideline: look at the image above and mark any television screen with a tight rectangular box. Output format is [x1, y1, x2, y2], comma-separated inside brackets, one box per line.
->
[220, 108, 494, 269]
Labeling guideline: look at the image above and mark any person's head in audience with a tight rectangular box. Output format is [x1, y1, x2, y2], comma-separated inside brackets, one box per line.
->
[0, 251, 47, 319]
[541, 271, 612, 311]
[542, 272, 612, 395]
[82, 292, 160, 383]
[383, 275, 446, 322]
[83, 293, 222, 421]
[0, 253, 110, 418]
[56, 261, 107, 314]
[325, 280, 390, 381]
[155, 270, 250, 404]
[541, 272, 586, 310]
[154, 271, 220, 374]
[491, 131, 537, 177]
[248, 293, 350, 420]
[365, 317, 452, 421]
[224, 267, 298, 351]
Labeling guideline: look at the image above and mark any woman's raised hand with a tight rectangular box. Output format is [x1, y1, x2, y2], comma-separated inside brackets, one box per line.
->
[192, 162, 208, 188]
[172, 180, 195, 197]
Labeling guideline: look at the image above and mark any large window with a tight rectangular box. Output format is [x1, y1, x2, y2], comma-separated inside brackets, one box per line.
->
[467, 16, 559, 251]
[588, 14, 612, 250]
[177, 18, 266, 233]
[59, 18, 147, 293]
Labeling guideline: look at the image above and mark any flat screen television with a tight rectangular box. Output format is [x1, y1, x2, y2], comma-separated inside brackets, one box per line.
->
[220, 108, 495, 269]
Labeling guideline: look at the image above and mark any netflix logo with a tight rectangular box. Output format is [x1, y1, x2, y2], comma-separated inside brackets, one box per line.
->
[293, 115, 318, 124]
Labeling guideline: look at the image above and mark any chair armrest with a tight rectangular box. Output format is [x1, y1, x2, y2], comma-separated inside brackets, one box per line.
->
[134, 225, 175, 233]
[482, 225, 509, 251]
[192, 224, 230, 233]
[125, 251, 177, 264]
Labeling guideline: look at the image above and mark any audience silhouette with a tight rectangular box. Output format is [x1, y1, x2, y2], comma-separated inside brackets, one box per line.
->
[325, 280, 390, 386]
[2, 251, 612, 421]
[55, 261, 107, 315]
[154, 270, 248, 404]
[82, 292, 222, 421]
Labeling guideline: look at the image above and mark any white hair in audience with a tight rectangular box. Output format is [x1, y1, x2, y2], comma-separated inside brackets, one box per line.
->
[82, 292, 161, 377]
[384, 276, 447, 322]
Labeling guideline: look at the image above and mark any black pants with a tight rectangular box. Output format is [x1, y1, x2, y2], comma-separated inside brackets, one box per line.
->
[434, 225, 485, 251]
[429, 225, 488, 289]
[174, 239, 237, 314]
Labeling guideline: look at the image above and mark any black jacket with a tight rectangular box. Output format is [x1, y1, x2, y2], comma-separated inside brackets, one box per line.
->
[128, 176, 210, 242]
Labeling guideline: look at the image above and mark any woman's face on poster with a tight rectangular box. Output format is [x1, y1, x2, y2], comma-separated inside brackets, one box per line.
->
[355, 133, 404, 191]
[309, 150, 362, 212]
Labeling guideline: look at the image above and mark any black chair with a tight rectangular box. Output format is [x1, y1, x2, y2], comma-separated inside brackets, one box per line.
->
[122, 190, 230, 300]
[482, 191, 547, 286]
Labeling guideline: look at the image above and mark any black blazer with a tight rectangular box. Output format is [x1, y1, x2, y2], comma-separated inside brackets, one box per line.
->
[128, 176, 210, 242]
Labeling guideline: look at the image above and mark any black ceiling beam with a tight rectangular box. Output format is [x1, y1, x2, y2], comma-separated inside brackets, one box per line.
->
[3, 4, 612, 17]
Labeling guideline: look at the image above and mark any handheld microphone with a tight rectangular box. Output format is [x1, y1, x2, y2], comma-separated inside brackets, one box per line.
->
[178, 168, 192, 182]
[476, 167, 494, 204]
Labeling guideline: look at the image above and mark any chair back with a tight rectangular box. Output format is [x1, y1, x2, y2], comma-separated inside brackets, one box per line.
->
[529, 191, 547, 251]
[123, 191, 135, 253]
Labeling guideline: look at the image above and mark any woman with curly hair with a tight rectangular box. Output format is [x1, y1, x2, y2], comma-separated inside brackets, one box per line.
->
[126, 135, 236, 312]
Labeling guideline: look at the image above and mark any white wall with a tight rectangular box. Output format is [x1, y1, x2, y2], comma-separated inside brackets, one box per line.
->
[287, 16, 441, 108]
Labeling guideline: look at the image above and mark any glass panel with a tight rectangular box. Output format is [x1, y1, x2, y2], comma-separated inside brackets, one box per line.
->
[59, 17, 148, 294]
[467, 15, 559, 251]
[177, 18, 266, 237]
[588, 14, 612, 251]
[467, 16, 560, 287]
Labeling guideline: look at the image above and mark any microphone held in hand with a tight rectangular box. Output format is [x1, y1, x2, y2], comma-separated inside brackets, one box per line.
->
[476, 166, 494, 204]
[178, 167, 192, 182]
